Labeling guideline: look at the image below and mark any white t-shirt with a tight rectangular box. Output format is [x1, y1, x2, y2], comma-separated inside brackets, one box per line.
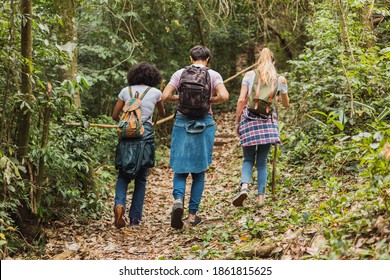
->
[118, 85, 162, 124]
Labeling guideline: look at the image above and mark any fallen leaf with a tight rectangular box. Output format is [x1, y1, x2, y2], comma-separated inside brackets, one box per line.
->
[67, 243, 81, 251]
[280, 254, 292, 260]
[239, 235, 251, 241]
[307, 235, 327, 256]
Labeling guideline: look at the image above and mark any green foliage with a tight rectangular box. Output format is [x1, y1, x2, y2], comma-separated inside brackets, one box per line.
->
[1, 0, 389, 259]
[29, 114, 117, 221]
[1, 0, 122, 254]
[277, 0, 390, 259]
[0, 150, 26, 258]
[76, 0, 299, 116]
[76, 0, 197, 116]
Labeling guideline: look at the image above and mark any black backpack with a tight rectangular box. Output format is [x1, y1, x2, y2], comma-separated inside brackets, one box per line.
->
[177, 65, 211, 117]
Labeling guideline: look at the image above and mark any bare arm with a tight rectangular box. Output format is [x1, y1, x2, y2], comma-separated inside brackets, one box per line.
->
[112, 99, 125, 122]
[210, 83, 229, 104]
[156, 100, 166, 117]
[162, 84, 179, 103]
[278, 76, 290, 109]
[236, 84, 248, 124]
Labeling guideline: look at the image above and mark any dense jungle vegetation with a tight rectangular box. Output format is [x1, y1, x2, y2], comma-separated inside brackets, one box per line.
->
[0, 0, 389, 259]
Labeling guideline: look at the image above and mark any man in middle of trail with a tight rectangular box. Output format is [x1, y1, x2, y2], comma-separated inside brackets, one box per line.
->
[162, 45, 229, 229]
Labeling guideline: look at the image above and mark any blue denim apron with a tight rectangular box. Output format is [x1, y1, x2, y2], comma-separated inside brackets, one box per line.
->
[170, 114, 216, 173]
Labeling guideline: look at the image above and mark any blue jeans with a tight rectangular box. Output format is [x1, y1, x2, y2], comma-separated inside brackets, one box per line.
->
[114, 168, 148, 221]
[241, 144, 272, 194]
[173, 172, 205, 215]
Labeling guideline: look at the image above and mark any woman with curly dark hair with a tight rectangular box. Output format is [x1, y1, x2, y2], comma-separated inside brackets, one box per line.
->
[112, 62, 165, 228]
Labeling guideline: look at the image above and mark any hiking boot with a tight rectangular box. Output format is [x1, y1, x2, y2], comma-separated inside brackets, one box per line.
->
[232, 188, 248, 207]
[130, 218, 141, 226]
[114, 204, 126, 229]
[171, 199, 184, 229]
[189, 215, 202, 226]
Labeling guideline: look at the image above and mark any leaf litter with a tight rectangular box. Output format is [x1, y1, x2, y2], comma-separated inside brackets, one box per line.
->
[24, 112, 388, 260]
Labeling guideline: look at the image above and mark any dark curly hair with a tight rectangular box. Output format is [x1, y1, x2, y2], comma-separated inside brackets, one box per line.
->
[127, 62, 162, 87]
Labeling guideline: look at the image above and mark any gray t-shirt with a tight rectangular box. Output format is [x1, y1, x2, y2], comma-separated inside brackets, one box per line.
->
[242, 70, 288, 95]
[118, 85, 162, 124]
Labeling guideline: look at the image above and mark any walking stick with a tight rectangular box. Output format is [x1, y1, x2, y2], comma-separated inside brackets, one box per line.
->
[64, 122, 117, 128]
[271, 143, 278, 196]
[271, 94, 280, 196]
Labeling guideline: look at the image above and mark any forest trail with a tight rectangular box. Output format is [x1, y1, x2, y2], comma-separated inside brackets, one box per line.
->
[43, 112, 252, 260]
[3, 0, 389, 263]
[31, 111, 389, 261]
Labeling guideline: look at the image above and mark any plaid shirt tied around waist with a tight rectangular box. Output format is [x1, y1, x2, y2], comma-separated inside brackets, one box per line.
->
[239, 107, 280, 147]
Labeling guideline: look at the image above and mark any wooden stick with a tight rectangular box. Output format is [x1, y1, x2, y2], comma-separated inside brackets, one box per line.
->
[223, 62, 258, 84]
[154, 114, 175, 126]
[271, 96, 280, 196]
[64, 63, 259, 129]
[65, 122, 117, 128]
[271, 143, 277, 196]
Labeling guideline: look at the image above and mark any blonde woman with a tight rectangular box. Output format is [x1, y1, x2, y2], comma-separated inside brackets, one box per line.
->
[233, 48, 290, 207]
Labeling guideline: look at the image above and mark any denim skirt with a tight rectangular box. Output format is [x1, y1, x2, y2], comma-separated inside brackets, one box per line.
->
[170, 114, 216, 173]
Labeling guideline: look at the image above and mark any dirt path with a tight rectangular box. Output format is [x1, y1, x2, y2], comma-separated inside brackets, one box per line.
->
[42, 112, 244, 260]
[25, 111, 389, 260]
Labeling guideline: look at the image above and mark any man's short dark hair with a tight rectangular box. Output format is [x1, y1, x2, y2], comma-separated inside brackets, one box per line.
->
[190, 45, 211, 62]
[127, 62, 162, 87]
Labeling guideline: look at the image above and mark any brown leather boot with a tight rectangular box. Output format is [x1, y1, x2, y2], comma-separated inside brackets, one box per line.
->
[114, 204, 126, 229]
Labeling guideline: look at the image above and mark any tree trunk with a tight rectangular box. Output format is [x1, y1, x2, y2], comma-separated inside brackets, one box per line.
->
[196, 1, 206, 46]
[36, 84, 53, 210]
[247, 45, 256, 66]
[16, 0, 33, 161]
[267, 24, 294, 60]
[54, 0, 96, 191]
[54, 0, 81, 108]
[337, 0, 356, 117]
[14, 0, 43, 242]
[337, 0, 355, 62]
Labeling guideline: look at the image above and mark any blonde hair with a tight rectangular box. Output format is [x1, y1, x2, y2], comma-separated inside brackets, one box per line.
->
[256, 48, 277, 84]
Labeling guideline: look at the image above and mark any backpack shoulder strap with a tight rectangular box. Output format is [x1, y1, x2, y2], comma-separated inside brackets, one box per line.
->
[254, 70, 261, 110]
[202, 67, 211, 89]
[128, 86, 133, 98]
[129, 86, 152, 99]
[139, 86, 152, 100]
[267, 77, 276, 105]
[266, 76, 279, 116]
[273, 74, 280, 105]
